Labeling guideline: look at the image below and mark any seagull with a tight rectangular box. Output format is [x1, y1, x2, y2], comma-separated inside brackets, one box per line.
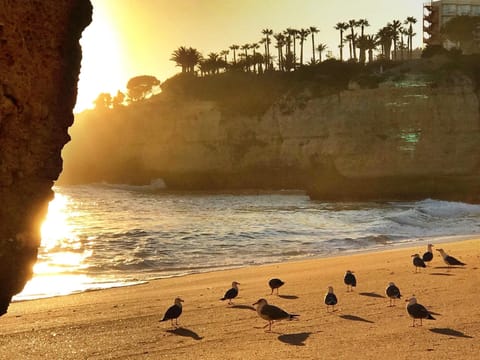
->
[268, 278, 285, 295]
[422, 244, 434, 263]
[344, 270, 356, 292]
[160, 297, 184, 327]
[385, 282, 402, 307]
[253, 298, 299, 332]
[406, 296, 435, 327]
[220, 281, 240, 305]
[324, 286, 338, 312]
[411, 254, 426, 273]
[436, 248, 466, 267]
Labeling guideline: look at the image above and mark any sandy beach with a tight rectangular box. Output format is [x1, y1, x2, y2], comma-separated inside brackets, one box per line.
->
[1, 239, 479, 359]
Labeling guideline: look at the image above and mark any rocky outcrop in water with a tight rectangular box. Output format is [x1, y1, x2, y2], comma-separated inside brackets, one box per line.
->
[61, 61, 480, 203]
[0, 1, 92, 315]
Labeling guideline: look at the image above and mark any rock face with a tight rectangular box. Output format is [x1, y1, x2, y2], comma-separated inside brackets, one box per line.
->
[61, 70, 480, 203]
[0, 1, 92, 315]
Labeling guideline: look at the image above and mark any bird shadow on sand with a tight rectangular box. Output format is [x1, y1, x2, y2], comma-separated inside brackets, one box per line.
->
[433, 266, 466, 270]
[339, 314, 374, 323]
[278, 294, 299, 300]
[429, 328, 473, 338]
[166, 327, 203, 340]
[230, 304, 256, 311]
[359, 292, 385, 298]
[277, 332, 311, 346]
[429, 272, 454, 276]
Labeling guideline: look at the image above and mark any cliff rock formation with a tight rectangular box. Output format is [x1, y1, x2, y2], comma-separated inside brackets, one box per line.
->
[61, 63, 480, 203]
[0, 1, 92, 315]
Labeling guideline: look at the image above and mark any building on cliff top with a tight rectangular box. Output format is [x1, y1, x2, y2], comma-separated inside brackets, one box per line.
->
[423, 0, 480, 50]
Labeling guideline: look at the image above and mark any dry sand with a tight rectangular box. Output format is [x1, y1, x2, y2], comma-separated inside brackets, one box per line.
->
[1, 239, 479, 359]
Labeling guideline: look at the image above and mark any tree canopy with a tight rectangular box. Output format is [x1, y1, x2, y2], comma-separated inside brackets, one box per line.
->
[126, 75, 160, 102]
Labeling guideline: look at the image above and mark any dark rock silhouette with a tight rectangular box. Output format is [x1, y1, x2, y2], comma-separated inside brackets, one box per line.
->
[0, 0, 92, 315]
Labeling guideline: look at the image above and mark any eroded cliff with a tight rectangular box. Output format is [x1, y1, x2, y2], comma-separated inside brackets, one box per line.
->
[0, 1, 92, 314]
[61, 61, 480, 202]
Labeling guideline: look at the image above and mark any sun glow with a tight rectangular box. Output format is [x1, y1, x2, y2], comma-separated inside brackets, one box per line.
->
[75, 2, 128, 113]
[14, 193, 94, 301]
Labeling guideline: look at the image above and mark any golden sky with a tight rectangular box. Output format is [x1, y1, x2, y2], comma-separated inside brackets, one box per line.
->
[75, 0, 426, 112]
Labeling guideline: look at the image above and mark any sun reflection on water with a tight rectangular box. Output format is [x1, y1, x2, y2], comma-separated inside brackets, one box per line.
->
[14, 192, 94, 301]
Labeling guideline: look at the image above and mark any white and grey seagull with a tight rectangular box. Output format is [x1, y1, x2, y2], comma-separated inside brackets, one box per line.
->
[385, 282, 401, 307]
[422, 244, 434, 263]
[253, 298, 299, 332]
[160, 297, 184, 327]
[220, 281, 240, 305]
[411, 254, 426, 273]
[436, 248, 466, 267]
[406, 296, 435, 327]
[268, 278, 285, 295]
[324, 286, 338, 312]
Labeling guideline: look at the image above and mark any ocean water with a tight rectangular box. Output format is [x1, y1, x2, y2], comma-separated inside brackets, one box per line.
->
[13, 182, 480, 301]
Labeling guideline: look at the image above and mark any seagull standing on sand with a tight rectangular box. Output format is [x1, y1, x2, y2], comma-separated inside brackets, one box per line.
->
[160, 297, 184, 327]
[253, 298, 299, 332]
[220, 281, 240, 305]
[436, 248, 466, 267]
[411, 254, 426, 273]
[422, 244, 434, 263]
[344, 270, 356, 292]
[324, 286, 338, 312]
[385, 282, 402, 307]
[268, 278, 285, 295]
[405, 296, 435, 327]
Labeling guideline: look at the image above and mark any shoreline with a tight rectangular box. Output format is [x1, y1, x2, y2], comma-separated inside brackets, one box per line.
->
[12, 232, 479, 303]
[1, 238, 479, 359]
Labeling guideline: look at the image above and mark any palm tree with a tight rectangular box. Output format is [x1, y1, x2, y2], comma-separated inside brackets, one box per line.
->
[220, 49, 229, 64]
[274, 33, 285, 71]
[357, 19, 370, 63]
[287, 28, 298, 66]
[358, 19, 370, 38]
[334, 22, 349, 61]
[364, 35, 377, 63]
[348, 19, 359, 60]
[250, 43, 260, 73]
[345, 33, 356, 60]
[262, 28, 273, 70]
[240, 44, 250, 71]
[229, 44, 239, 64]
[186, 47, 202, 73]
[377, 26, 393, 60]
[297, 28, 310, 66]
[405, 16, 417, 58]
[309, 26, 319, 63]
[170, 46, 202, 73]
[316, 43, 327, 63]
[388, 20, 402, 60]
[170, 46, 190, 73]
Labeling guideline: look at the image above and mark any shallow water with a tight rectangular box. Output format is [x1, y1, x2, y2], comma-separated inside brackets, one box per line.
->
[14, 183, 480, 301]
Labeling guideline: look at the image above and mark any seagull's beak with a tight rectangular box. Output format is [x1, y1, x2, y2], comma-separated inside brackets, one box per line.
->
[252, 300, 259, 306]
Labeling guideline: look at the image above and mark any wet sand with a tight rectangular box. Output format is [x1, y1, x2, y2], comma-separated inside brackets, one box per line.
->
[1, 239, 479, 359]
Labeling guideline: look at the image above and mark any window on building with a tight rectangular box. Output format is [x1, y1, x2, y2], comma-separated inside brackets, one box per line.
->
[458, 5, 471, 15]
[442, 4, 457, 15]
